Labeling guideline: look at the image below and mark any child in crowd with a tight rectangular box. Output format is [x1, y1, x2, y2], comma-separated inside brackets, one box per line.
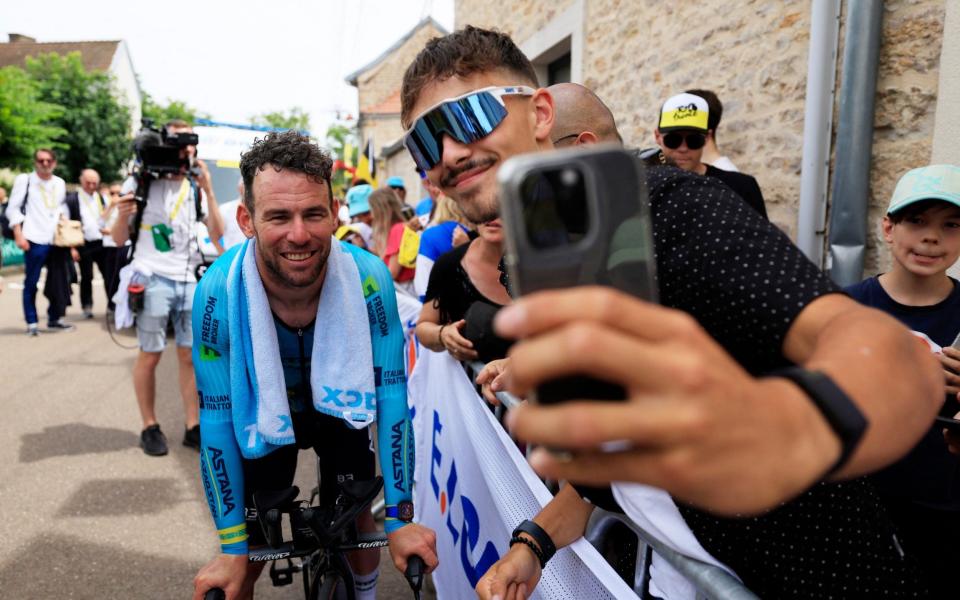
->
[845, 164, 960, 598]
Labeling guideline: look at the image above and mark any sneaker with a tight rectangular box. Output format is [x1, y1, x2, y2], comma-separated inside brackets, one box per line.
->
[27, 324, 39, 337]
[47, 321, 76, 332]
[140, 424, 168, 456]
[82, 308, 94, 319]
[183, 424, 201, 451]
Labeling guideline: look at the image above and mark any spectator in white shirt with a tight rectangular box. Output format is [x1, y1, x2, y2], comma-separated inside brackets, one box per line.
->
[7, 148, 73, 335]
[71, 169, 111, 318]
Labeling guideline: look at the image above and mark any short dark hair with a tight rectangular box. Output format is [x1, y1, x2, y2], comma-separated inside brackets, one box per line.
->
[401, 25, 538, 126]
[239, 130, 334, 215]
[35, 148, 57, 161]
[685, 89, 723, 132]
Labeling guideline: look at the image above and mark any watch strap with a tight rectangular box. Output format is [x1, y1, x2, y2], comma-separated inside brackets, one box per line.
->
[512, 519, 557, 566]
[772, 367, 869, 477]
[385, 501, 415, 522]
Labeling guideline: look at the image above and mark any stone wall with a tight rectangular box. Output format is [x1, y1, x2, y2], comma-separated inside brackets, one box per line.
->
[455, 0, 945, 275]
[355, 23, 446, 113]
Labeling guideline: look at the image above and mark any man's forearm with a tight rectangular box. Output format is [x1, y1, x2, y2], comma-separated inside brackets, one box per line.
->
[528, 483, 594, 550]
[789, 297, 942, 479]
[111, 218, 130, 246]
[202, 183, 225, 247]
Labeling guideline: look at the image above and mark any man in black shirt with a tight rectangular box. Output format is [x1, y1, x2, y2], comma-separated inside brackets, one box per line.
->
[655, 92, 768, 219]
[400, 26, 942, 598]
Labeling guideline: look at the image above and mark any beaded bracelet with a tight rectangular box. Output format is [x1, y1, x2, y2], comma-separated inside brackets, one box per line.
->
[509, 535, 546, 569]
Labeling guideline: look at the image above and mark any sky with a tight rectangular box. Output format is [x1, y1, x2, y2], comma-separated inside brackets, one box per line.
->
[3, 0, 455, 138]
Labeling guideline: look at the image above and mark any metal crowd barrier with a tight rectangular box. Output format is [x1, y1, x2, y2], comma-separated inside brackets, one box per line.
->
[379, 355, 758, 598]
[465, 361, 760, 600]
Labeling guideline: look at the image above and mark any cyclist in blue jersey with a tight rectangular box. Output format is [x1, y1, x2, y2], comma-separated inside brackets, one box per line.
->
[191, 131, 437, 600]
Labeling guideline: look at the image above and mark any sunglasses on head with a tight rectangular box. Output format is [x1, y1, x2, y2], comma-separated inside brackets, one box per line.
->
[403, 85, 536, 172]
[662, 131, 706, 150]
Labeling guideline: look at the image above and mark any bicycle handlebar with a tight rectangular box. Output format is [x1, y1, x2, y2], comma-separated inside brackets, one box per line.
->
[405, 555, 425, 599]
[204, 555, 425, 600]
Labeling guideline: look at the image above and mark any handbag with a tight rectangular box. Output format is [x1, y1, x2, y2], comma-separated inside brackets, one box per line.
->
[53, 219, 84, 247]
[397, 226, 420, 268]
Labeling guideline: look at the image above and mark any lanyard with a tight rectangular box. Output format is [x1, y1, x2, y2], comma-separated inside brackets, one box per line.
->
[37, 180, 56, 211]
[168, 178, 191, 223]
[140, 178, 192, 231]
[82, 191, 102, 216]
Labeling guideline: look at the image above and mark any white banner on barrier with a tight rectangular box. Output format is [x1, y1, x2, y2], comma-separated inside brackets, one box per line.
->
[409, 349, 639, 599]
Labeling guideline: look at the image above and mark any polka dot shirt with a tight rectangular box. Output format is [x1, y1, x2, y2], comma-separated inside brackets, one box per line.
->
[647, 167, 925, 598]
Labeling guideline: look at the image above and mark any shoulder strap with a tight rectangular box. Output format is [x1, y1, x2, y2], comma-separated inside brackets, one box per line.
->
[65, 192, 81, 221]
[19, 179, 28, 215]
[128, 174, 152, 257]
[193, 179, 204, 221]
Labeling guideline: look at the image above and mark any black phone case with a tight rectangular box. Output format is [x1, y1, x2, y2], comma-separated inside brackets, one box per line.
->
[497, 145, 657, 404]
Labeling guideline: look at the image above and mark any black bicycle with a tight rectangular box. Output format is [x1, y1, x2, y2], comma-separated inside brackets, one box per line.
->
[204, 475, 424, 600]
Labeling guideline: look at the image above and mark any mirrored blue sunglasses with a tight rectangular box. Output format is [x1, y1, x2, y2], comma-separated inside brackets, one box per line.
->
[403, 86, 536, 172]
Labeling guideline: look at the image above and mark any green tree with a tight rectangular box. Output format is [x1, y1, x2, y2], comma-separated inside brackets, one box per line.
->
[0, 65, 67, 171]
[141, 90, 210, 126]
[24, 52, 132, 182]
[250, 107, 311, 132]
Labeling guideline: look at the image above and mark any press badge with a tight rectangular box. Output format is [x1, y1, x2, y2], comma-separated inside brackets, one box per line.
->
[151, 223, 174, 252]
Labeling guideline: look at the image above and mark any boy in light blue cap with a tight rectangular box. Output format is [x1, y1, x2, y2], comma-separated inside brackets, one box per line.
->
[845, 164, 960, 597]
[344, 183, 374, 246]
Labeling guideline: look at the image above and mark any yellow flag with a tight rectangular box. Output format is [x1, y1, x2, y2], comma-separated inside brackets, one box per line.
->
[355, 137, 377, 187]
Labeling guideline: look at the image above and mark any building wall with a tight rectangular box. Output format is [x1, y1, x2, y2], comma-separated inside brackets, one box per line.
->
[108, 41, 142, 136]
[455, 0, 945, 276]
[356, 23, 447, 113]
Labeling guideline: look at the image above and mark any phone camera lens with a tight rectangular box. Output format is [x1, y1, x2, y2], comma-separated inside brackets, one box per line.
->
[560, 168, 579, 187]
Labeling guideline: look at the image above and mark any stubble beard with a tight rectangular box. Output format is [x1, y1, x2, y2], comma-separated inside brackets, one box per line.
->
[455, 187, 500, 225]
[256, 232, 329, 289]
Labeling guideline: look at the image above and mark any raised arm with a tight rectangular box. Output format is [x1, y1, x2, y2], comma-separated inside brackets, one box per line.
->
[495, 287, 941, 516]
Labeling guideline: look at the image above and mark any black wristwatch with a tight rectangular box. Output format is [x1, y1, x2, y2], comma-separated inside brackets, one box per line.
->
[771, 367, 869, 477]
[510, 519, 557, 568]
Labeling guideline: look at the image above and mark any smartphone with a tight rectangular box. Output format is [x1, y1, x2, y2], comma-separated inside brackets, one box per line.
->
[497, 144, 658, 404]
[401, 205, 416, 221]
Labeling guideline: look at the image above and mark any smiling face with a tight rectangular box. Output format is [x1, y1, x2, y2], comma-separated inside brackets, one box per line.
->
[406, 69, 554, 225]
[34, 150, 56, 179]
[238, 167, 338, 293]
[883, 201, 960, 278]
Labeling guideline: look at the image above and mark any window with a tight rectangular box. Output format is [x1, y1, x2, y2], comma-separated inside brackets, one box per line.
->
[520, 0, 583, 85]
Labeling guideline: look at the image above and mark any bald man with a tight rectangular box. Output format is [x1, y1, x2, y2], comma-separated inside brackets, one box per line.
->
[548, 82, 623, 146]
[72, 168, 111, 318]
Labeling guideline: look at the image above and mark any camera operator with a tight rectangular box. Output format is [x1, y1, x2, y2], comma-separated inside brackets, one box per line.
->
[112, 119, 224, 456]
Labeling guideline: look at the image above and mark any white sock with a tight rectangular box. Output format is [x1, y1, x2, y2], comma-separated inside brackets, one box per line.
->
[354, 567, 379, 600]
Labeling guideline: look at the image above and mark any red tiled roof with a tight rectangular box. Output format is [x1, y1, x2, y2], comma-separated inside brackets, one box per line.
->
[0, 39, 121, 72]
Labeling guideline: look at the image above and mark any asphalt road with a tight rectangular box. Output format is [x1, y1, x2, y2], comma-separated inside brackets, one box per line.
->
[0, 268, 434, 599]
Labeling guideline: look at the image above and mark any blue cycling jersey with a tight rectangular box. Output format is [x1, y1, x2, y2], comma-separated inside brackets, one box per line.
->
[193, 241, 413, 554]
